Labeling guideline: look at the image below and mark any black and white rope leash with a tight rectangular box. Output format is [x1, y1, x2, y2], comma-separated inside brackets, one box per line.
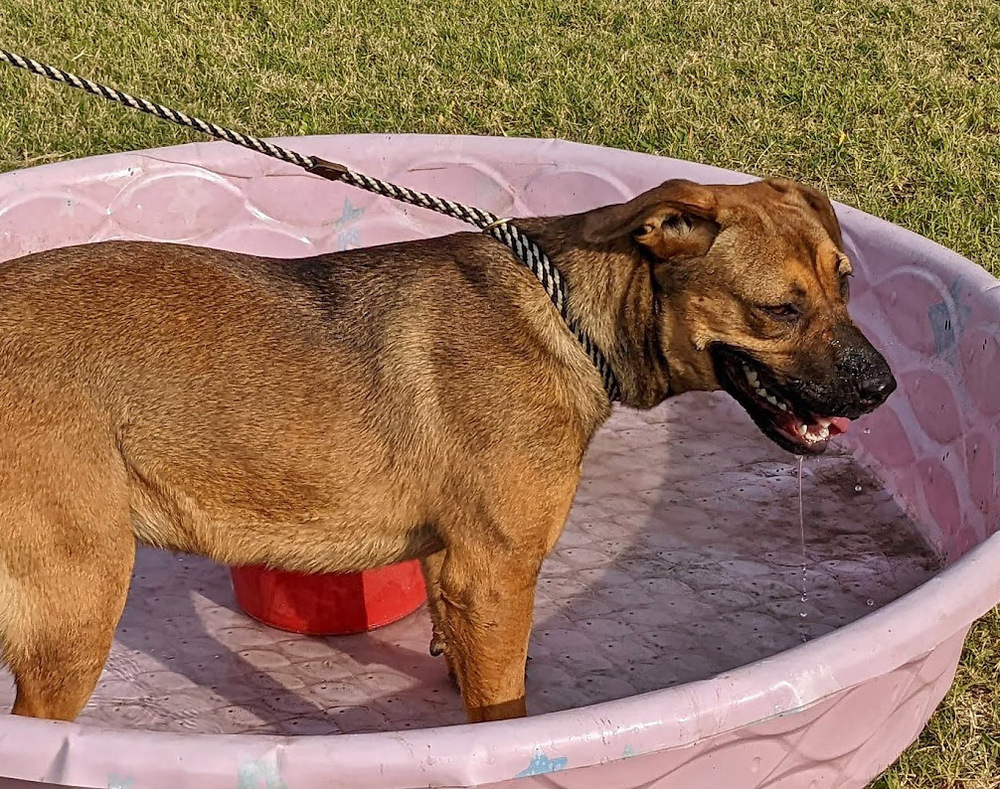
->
[0, 50, 620, 400]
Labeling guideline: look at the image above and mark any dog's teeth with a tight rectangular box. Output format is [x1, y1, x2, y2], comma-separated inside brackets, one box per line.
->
[747, 370, 760, 386]
[756, 387, 768, 398]
[765, 394, 780, 406]
[777, 402, 788, 412]
[799, 422, 831, 442]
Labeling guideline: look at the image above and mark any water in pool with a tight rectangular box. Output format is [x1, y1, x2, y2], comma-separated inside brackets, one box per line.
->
[0, 392, 941, 735]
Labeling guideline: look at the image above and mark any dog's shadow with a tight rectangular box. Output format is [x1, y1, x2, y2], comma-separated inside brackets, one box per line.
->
[525, 395, 938, 714]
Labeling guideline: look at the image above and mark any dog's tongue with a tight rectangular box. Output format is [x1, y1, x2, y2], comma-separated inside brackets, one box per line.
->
[828, 417, 851, 435]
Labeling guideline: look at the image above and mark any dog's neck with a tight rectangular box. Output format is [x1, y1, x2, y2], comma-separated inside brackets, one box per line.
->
[516, 216, 674, 409]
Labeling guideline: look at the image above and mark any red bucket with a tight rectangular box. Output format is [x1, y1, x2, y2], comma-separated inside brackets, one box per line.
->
[230, 561, 427, 635]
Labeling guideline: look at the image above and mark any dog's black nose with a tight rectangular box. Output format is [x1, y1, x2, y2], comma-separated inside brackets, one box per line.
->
[857, 371, 897, 404]
[831, 324, 897, 412]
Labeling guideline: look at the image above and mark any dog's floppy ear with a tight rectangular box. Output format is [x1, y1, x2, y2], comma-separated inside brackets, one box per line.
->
[582, 179, 721, 261]
[764, 178, 844, 248]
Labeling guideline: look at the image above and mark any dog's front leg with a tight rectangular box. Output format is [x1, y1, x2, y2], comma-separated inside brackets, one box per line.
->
[420, 550, 458, 683]
[438, 545, 542, 723]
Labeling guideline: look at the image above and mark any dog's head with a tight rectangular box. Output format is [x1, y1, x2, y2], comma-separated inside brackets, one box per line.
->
[583, 177, 896, 455]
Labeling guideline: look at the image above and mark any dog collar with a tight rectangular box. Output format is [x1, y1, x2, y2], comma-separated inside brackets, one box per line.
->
[476, 218, 621, 401]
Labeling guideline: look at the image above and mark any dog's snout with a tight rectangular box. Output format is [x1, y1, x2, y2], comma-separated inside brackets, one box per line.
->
[831, 324, 896, 412]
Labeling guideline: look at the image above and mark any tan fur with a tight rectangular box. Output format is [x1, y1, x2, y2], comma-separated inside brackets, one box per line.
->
[0, 177, 888, 723]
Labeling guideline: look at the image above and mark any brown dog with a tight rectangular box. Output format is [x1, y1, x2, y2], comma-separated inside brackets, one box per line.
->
[0, 177, 894, 725]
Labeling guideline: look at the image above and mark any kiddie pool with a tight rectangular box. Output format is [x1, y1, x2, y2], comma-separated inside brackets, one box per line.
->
[0, 135, 998, 789]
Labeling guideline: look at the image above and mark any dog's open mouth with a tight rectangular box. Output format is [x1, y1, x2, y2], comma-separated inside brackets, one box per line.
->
[711, 346, 850, 455]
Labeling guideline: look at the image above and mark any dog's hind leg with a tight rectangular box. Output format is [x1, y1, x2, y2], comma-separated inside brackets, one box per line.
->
[0, 409, 135, 721]
[6, 530, 135, 721]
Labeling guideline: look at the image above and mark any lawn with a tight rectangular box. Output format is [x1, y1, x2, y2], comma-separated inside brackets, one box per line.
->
[1, 0, 999, 784]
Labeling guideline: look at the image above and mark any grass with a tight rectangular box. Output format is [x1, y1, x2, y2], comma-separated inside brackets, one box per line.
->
[1, 0, 998, 784]
[872, 608, 1000, 789]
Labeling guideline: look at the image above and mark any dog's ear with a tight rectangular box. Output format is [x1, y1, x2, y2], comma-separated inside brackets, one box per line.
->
[582, 179, 721, 261]
[763, 178, 844, 247]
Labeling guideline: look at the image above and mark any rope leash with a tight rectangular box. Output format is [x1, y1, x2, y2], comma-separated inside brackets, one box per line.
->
[0, 49, 620, 401]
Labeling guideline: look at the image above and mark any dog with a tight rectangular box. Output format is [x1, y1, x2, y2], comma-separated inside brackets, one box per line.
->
[0, 176, 895, 724]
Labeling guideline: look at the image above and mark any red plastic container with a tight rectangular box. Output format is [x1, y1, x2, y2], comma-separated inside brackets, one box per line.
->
[230, 561, 427, 635]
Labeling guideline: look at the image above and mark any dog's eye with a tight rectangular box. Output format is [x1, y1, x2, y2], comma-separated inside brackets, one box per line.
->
[760, 303, 801, 321]
[663, 214, 693, 233]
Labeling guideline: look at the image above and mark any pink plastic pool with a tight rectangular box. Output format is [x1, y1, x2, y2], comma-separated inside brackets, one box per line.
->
[0, 135, 997, 789]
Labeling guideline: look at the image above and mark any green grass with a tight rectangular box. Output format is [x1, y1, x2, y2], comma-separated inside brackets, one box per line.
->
[1, 0, 999, 784]
[871, 608, 1000, 789]
[2, 0, 1000, 279]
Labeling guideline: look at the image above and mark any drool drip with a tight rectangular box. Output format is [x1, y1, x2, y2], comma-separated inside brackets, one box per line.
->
[798, 457, 809, 641]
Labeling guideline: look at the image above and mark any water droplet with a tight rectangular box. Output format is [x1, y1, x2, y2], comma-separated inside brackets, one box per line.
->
[797, 457, 811, 622]
[863, 427, 871, 434]
[854, 484, 863, 492]
[799, 611, 807, 618]
[866, 599, 875, 607]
